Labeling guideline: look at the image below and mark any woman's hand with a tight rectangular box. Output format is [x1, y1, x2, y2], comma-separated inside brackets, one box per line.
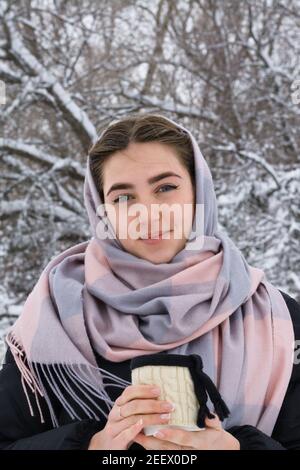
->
[133, 413, 240, 450]
[87, 383, 175, 450]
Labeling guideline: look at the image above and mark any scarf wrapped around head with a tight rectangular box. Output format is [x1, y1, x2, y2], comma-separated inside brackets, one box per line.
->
[5, 115, 295, 434]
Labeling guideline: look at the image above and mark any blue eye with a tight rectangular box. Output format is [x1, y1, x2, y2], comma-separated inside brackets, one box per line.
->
[113, 185, 178, 204]
[157, 184, 178, 193]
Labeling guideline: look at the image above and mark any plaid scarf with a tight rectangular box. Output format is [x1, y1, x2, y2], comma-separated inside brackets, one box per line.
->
[5, 115, 294, 434]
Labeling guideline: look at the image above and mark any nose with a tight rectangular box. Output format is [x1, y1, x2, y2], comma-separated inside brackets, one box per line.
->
[138, 199, 162, 237]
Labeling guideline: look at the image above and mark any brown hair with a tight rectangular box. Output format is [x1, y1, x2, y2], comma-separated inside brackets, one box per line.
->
[88, 113, 195, 202]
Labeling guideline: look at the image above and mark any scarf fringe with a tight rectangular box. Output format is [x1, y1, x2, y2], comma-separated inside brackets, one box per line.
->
[5, 331, 132, 428]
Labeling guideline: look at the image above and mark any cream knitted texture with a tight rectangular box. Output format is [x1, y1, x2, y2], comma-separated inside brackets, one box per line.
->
[131, 364, 199, 426]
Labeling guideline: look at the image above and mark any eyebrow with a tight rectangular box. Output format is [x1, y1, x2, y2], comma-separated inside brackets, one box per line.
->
[106, 171, 182, 196]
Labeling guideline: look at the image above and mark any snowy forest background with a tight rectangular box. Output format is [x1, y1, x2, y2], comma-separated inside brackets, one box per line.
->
[0, 0, 300, 359]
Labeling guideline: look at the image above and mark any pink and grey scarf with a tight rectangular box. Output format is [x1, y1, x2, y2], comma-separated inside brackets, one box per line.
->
[5, 115, 295, 435]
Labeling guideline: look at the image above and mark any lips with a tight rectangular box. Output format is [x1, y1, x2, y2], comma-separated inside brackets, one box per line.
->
[140, 231, 170, 240]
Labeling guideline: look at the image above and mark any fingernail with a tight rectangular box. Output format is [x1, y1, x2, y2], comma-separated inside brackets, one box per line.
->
[154, 430, 165, 438]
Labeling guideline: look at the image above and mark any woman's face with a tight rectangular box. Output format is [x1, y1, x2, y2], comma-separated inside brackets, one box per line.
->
[102, 141, 195, 264]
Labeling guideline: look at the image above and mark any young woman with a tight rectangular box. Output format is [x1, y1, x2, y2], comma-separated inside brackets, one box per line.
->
[0, 113, 299, 450]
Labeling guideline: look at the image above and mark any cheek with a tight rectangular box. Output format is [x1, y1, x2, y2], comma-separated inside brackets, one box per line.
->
[180, 188, 195, 228]
[105, 205, 132, 236]
[113, 211, 141, 242]
[171, 202, 194, 239]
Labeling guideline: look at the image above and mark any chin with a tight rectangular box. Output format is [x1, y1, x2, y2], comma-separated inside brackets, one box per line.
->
[137, 248, 177, 264]
[122, 240, 183, 264]
[146, 255, 171, 264]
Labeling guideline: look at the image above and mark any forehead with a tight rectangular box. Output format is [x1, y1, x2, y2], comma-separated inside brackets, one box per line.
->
[103, 141, 183, 176]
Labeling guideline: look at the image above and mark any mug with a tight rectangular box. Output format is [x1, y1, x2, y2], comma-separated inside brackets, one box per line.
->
[130, 352, 230, 437]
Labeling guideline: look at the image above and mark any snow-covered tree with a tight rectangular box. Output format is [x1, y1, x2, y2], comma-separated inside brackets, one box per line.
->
[0, 0, 299, 347]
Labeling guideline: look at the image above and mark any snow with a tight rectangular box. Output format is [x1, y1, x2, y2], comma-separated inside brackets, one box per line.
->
[0, 290, 22, 366]
[0, 139, 86, 177]
[0, 0, 299, 361]
[5, 12, 97, 144]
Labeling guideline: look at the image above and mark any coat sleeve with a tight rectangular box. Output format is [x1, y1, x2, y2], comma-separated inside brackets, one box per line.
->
[0, 348, 105, 450]
[226, 425, 286, 450]
[225, 290, 300, 450]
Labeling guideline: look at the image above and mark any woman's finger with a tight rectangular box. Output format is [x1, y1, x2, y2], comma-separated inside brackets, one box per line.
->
[115, 384, 160, 406]
[134, 432, 192, 451]
[204, 413, 223, 430]
[115, 418, 144, 448]
[108, 403, 173, 438]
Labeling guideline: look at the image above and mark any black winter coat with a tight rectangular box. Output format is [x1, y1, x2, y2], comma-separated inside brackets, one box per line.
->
[0, 290, 300, 450]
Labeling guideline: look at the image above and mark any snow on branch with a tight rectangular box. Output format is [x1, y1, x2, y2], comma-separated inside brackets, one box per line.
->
[208, 144, 282, 189]
[0, 199, 76, 221]
[0, 138, 85, 177]
[120, 83, 236, 138]
[4, 13, 97, 148]
[237, 150, 281, 189]
[0, 62, 22, 83]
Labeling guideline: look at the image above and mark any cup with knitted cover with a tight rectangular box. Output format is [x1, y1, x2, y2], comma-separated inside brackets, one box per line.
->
[130, 353, 230, 437]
